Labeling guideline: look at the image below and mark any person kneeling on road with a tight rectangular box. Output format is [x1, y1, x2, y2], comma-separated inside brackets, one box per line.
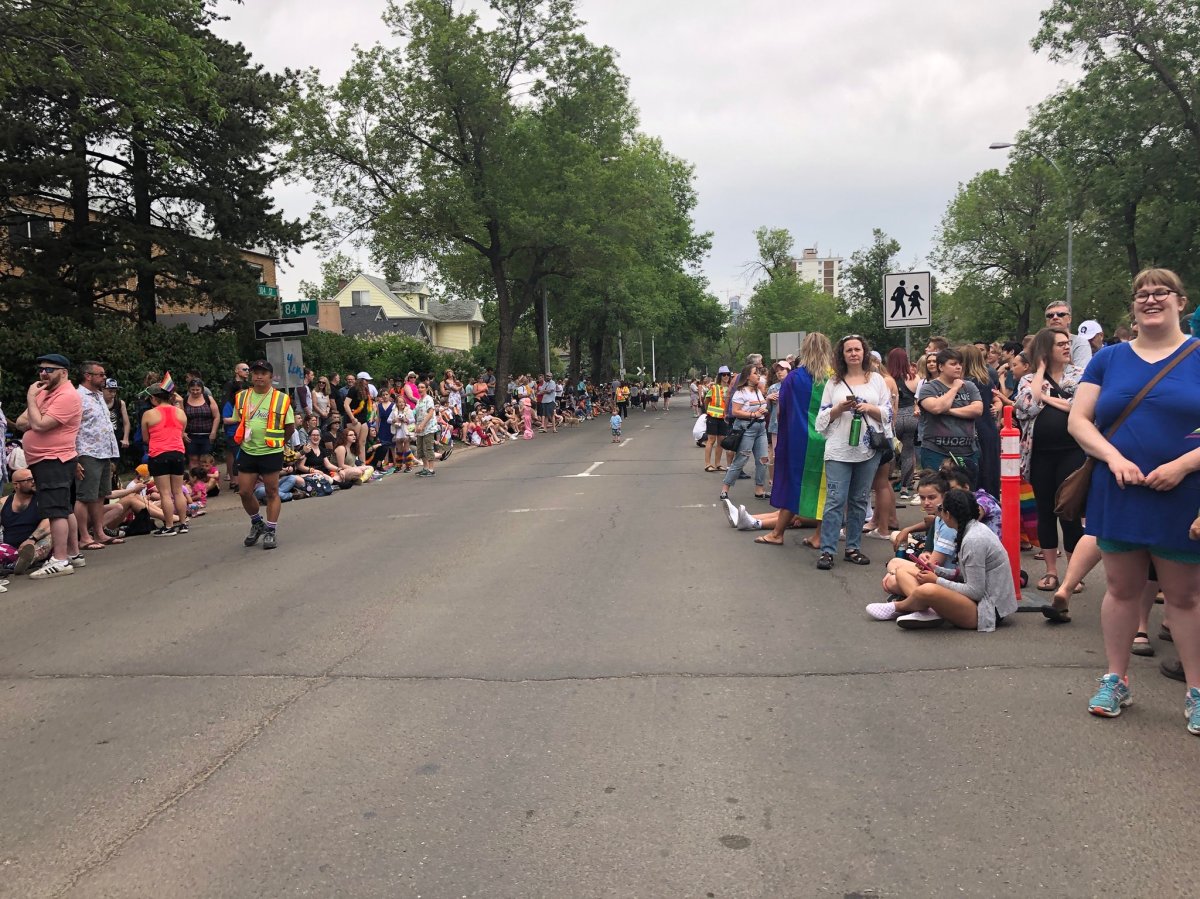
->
[867, 488, 1017, 631]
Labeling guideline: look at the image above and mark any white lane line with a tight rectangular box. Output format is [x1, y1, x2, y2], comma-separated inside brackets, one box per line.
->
[389, 507, 570, 518]
[619, 438, 633, 447]
[560, 461, 604, 478]
[675, 503, 719, 508]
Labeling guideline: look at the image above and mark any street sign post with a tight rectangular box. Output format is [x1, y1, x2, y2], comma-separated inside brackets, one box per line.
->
[254, 317, 309, 341]
[264, 339, 305, 389]
[280, 300, 317, 317]
[883, 271, 931, 330]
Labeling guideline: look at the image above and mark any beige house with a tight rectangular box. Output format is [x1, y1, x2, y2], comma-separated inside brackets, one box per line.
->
[327, 273, 484, 351]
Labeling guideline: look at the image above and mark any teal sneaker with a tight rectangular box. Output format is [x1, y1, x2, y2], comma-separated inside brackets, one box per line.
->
[1186, 687, 1200, 735]
[1088, 673, 1132, 718]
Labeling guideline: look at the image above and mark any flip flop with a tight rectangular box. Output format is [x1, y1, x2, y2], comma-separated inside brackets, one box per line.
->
[704, 465, 718, 472]
[715, 466, 728, 472]
[1131, 632, 1155, 657]
[1036, 574, 1059, 592]
[81, 542, 105, 551]
[100, 537, 125, 545]
[1042, 603, 1071, 624]
[753, 535, 784, 545]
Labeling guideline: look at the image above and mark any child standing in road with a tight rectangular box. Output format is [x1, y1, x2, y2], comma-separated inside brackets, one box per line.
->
[610, 411, 622, 443]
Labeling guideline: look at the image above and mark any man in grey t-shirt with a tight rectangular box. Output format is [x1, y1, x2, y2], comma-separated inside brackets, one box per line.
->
[917, 347, 983, 473]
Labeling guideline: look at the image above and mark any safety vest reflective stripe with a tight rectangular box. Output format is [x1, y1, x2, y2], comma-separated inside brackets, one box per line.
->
[705, 385, 726, 417]
[236, 388, 292, 448]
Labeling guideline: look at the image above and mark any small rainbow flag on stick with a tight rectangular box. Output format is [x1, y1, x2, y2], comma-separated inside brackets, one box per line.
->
[159, 372, 175, 393]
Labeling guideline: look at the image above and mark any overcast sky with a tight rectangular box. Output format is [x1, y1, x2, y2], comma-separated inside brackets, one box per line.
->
[213, 0, 1078, 307]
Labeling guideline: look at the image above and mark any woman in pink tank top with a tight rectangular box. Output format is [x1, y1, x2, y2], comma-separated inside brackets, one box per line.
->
[141, 387, 189, 535]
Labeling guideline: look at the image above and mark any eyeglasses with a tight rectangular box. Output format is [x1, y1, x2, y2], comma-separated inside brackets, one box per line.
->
[1053, 341, 1071, 349]
[1045, 311, 1069, 319]
[1133, 287, 1177, 302]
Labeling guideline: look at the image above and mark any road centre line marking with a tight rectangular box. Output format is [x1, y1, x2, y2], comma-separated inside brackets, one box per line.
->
[619, 438, 633, 447]
[560, 461, 604, 478]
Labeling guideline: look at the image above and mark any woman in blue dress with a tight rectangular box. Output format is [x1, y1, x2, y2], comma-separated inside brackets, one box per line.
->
[1068, 268, 1200, 733]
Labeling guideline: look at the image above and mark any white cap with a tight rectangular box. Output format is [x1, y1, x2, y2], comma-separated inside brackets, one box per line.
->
[1077, 320, 1103, 340]
[356, 371, 373, 381]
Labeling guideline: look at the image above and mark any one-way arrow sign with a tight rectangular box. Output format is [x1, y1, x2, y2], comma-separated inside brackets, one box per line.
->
[254, 317, 309, 340]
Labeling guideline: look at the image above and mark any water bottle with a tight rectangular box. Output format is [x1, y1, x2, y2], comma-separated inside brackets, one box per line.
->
[848, 408, 863, 446]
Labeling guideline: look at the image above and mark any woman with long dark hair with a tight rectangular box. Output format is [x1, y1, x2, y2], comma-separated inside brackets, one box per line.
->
[719, 363, 769, 501]
[1015, 327, 1084, 593]
[813, 335, 892, 570]
[865, 488, 1017, 630]
[888, 348, 919, 496]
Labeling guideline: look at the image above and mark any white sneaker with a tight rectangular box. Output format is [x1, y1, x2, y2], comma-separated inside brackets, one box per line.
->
[69, 554, 86, 568]
[29, 558, 74, 579]
[721, 498, 738, 528]
[736, 505, 759, 531]
[909, 496, 923, 506]
[897, 608, 944, 629]
[865, 601, 899, 621]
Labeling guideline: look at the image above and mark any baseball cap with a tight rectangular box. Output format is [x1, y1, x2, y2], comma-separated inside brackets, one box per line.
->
[35, 353, 71, 369]
[357, 371, 373, 381]
[104, 378, 120, 389]
[1077, 320, 1103, 340]
[249, 359, 273, 373]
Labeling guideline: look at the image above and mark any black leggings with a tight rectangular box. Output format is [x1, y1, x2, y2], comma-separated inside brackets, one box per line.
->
[1029, 445, 1086, 553]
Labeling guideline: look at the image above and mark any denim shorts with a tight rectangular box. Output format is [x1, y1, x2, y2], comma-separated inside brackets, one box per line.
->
[1098, 538, 1200, 565]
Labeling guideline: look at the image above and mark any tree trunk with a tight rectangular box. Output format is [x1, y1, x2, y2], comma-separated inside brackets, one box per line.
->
[65, 91, 94, 325]
[489, 254, 514, 408]
[1122, 200, 1140, 277]
[131, 128, 157, 324]
[532, 282, 547, 374]
[567, 326, 582, 384]
[588, 330, 606, 385]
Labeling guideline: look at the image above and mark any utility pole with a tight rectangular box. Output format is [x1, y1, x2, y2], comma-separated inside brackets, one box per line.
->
[618, 330, 625, 378]
[541, 283, 551, 374]
[651, 336, 656, 382]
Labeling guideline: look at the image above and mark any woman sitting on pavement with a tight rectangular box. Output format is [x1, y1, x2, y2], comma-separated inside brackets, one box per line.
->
[883, 471, 954, 600]
[867, 488, 1017, 631]
[298, 427, 342, 486]
[332, 427, 371, 484]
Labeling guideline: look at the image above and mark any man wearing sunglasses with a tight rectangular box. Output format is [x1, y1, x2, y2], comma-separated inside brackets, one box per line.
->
[1044, 301, 1093, 369]
[13, 353, 83, 579]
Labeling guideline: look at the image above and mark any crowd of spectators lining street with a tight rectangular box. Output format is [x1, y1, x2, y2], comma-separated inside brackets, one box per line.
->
[0, 362, 681, 573]
[701, 268, 1200, 738]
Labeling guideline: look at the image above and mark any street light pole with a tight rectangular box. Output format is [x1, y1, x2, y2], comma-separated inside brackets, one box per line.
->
[989, 141, 1073, 307]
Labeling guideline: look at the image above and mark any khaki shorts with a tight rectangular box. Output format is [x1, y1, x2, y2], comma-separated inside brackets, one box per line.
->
[415, 433, 437, 462]
[77, 456, 112, 502]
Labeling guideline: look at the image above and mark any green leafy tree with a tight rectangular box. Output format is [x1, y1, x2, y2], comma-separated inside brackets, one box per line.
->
[931, 160, 1068, 337]
[298, 252, 359, 302]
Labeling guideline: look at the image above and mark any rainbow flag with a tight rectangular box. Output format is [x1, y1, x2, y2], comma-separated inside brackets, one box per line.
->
[1020, 480, 1039, 548]
[159, 372, 175, 393]
[769, 369, 828, 519]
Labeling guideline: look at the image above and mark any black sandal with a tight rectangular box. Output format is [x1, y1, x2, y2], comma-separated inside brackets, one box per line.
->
[1131, 631, 1155, 657]
[1041, 604, 1071, 624]
[843, 549, 871, 566]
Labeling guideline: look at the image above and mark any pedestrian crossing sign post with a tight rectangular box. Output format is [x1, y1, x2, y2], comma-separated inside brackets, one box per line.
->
[883, 271, 931, 329]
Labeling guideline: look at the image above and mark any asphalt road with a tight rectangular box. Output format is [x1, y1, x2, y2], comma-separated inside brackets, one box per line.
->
[1, 410, 1194, 898]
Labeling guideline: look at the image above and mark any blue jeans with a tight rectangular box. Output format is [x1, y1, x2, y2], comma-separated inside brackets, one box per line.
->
[256, 473, 298, 502]
[919, 445, 978, 478]
[723, 420, 768, 488]
[819, 455, 882, 555]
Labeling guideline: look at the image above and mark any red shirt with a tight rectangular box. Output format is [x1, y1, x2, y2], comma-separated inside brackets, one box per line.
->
[23, 381, 83, 465]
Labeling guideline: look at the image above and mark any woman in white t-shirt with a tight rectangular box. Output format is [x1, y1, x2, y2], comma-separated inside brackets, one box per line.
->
[813, 335, 893, 571]
[720, 363, 770, 500]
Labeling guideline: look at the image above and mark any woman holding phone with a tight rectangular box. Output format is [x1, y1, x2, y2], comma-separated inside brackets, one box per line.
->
[866, 488, 1017, 631]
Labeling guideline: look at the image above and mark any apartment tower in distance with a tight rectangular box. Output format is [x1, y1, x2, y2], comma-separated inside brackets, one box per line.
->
[786, 246, 842, 297]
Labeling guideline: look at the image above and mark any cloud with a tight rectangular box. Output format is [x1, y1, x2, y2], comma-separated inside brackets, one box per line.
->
[212, 0, 1078, 307]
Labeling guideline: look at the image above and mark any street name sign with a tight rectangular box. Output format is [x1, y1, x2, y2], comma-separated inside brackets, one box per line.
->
[883, 271, 931, 329]
[254, 317, 309, 340]
[281, 300, 317, 317]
